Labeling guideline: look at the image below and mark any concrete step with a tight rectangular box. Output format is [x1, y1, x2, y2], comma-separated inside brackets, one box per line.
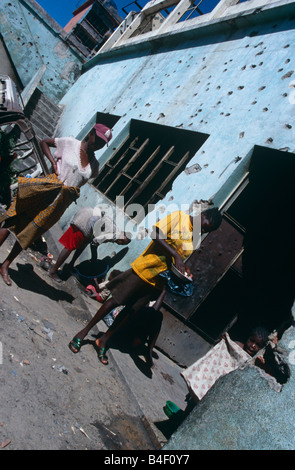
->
[12, 88, 63, 177]
[27, 88, 63, 116]
[29, 113, 56, 138]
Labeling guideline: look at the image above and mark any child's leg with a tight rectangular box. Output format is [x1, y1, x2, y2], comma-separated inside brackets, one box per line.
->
[49, 247, 71, 280]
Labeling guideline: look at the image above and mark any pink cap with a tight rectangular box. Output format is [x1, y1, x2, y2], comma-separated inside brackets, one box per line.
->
[93, 123, 112, 146]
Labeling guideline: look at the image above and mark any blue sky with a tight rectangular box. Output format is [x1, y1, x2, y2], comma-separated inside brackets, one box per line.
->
[37, 0, 149, 26]
[36, 0, 226, 28]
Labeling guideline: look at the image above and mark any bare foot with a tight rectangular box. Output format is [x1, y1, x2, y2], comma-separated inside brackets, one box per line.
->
[0, 266, 12, 286]
[49, 271, 63, 283]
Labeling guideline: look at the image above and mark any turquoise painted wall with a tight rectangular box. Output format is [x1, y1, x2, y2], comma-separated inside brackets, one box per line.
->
[0, 0, 83, 102]
[55, 1, 295, 272]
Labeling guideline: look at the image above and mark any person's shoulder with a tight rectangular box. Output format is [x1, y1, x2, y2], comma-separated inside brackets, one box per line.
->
[57, 136, 79, 143]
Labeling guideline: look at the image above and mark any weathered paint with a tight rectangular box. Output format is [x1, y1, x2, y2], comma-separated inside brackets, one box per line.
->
[55, 0, 295, 274]
[0, 0, 84, 102]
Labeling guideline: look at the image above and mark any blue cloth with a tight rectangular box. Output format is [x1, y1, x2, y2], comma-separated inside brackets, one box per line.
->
[159, 270, 194, 297]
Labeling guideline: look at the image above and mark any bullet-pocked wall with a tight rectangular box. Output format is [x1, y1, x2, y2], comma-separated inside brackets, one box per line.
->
[0, 0, 84, 102]
[55, 0, 295, 271]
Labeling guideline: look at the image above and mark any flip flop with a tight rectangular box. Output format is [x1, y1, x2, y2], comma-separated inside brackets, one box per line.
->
[95, 344, 108, 365]
[69, 337, 82, 353]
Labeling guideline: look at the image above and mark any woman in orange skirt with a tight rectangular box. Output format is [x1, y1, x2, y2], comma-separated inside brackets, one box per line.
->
[0, 124, 112, 285]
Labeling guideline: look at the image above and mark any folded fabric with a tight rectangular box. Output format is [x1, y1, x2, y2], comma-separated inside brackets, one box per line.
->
[181, 333, 251, 400]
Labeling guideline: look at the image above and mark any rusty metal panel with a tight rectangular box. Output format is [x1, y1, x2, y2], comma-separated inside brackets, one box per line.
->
[163, 217, 244, 320]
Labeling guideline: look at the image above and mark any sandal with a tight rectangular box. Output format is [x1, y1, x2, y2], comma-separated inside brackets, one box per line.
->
[96, 346, 108, 365]
[69, 337, 82, 353]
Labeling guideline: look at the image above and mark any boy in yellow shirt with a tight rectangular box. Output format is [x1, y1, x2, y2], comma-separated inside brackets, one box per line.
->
[69, 207, 222, 364]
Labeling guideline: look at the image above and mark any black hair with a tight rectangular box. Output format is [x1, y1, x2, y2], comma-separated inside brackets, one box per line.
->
[202, 207, 222, 231]
[109, 269, 122, 279]
[249, 326, 270, 344]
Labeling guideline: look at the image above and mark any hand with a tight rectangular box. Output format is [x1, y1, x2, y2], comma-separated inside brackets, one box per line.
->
[52, 161, 58, 175]
[174, 254, 186, 274]
[255, 356, 266, 366]
[185, 267, 193, 279]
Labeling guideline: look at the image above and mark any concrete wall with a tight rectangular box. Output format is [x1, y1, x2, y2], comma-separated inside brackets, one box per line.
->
[0, 0, 84, 102]
[164, 310, 295, 450]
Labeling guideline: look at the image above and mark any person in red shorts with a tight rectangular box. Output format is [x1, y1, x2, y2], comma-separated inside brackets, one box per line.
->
[49, 206, 130, 282]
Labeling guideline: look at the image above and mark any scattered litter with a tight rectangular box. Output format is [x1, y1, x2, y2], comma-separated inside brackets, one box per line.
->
[13, 296, 19, 302]
[16, 314, 25, 323]
[102, 425, 117, 436]
[79, 427, 90, 439]
[74, 423, 90, 439]
[58, 365, 68, 375]
[22, 360, 30, 366]
[39, 257, 53, 272]
[42, 320, 56, 331]
[1, 439, 11, 448]
[11, 370, 17, 376]
[52, 364, 68, 375]
[42, 327, 54, 342]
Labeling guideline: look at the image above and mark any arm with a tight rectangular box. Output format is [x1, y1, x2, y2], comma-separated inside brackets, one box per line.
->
[90, 241, 98, 261]
[151, 227, 186, 274]
[153, 288, 166, 310]
[40, 138, 57, 175]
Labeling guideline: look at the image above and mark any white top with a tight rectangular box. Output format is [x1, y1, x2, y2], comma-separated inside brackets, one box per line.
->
[54, 136, 99, 188]
[92, 214, 117, 245]
[71, 206, 117, 243]
[71, 207, 101, 238]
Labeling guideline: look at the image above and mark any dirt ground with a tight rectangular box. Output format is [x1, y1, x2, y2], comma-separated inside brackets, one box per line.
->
[0, 237, 168, 451]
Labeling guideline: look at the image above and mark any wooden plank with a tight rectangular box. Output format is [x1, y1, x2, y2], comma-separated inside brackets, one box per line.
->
[98, 135, 138, 187]
[105, 137, 150, 195]
[126, 145, 175, 206]
[120, 144, 161, 197]
[156, 150, 189, 196]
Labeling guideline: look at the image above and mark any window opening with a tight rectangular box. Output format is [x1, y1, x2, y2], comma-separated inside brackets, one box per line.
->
[86, 9, 110, 36]
[93, 119, 208, 220]
[74, 24, 98, 50]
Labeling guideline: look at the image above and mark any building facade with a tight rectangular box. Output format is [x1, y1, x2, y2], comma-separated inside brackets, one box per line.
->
[1, 0, 295, 449]
[0, 0, 85, 103]
[54, 0, 295, 365]
[64, 0, 123, 58]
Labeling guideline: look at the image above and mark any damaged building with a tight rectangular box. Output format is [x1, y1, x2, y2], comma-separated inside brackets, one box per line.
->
[1, 0, 295, 449]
